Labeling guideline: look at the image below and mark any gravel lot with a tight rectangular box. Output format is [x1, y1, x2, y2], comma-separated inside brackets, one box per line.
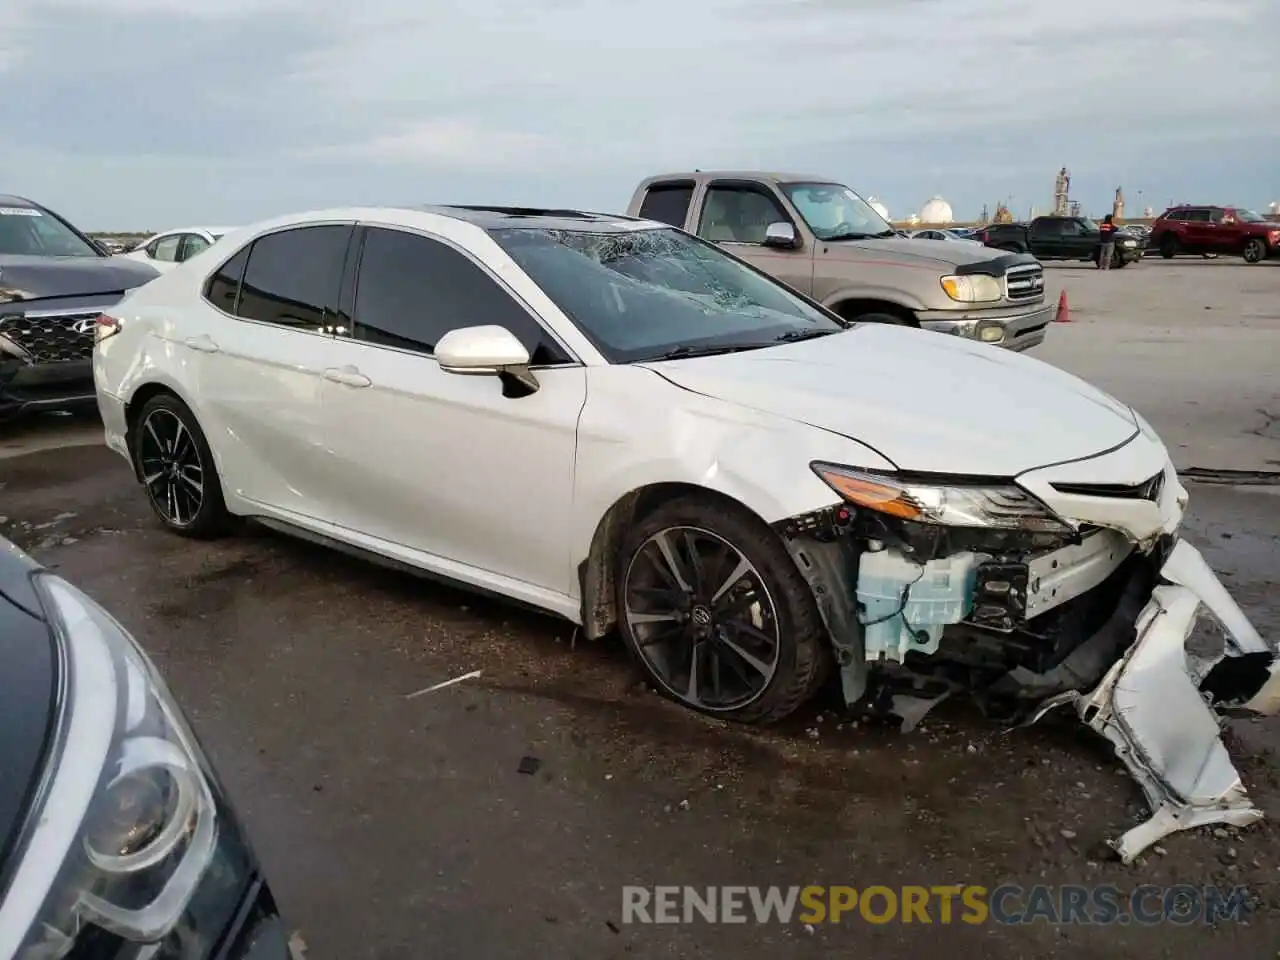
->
[2, 258, 1278, 959]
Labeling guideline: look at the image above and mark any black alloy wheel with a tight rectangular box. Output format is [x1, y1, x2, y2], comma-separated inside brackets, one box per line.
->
[617, 495, 829, 724]
[131, 394, 230, 538]
[1243, 238, 1267, 264]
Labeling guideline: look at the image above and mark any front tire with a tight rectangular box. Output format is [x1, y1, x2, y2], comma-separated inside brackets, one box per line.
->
[616, 495, 830, 725]
[1243, 238, 1267, 264]
[130, 393, 230, 538]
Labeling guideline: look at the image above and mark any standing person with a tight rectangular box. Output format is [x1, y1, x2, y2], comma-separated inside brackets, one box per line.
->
[1098, 214, 1118, 270]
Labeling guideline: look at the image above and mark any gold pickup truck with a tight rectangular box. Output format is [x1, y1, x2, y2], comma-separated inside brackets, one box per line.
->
[626, 171, 1053, 351]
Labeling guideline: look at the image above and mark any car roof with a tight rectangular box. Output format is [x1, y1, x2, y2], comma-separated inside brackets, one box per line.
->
[0, 195, 43, 210]
[226, 205, 662, 239]
[150, 226, 238, 237]
[636, 171, 837, 187]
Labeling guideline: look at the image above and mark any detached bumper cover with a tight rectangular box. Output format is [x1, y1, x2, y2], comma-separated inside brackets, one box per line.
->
[1033, 539, 1279, 862]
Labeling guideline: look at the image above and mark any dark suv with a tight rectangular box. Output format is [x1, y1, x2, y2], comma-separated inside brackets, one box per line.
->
[1148, 205, 1280, 263]
[1, 196, 159, 418]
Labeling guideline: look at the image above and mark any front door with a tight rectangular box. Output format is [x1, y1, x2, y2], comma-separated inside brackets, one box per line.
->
[695, 183, 814, 296]
[192, 223, 355, 516]
[319, 224, 586, 598]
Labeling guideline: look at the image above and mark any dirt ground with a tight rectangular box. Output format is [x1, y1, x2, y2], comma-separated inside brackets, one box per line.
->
[2, 259, 1279, 959]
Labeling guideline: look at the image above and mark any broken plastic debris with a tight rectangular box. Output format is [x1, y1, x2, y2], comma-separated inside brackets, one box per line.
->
[1032, 540, 1278, 862]
[404, 668, 482, 699]
[517, 756, 542, 775]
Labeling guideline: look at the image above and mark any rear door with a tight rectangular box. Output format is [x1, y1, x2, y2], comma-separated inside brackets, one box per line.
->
[1029, 218, 1063, 257]
[318, 224, 586, 597]
[1183, 207, 1212, 251]
[193, 223, 355, 515]
[635, 181, 696, 228]
[694, 181, 814, 295]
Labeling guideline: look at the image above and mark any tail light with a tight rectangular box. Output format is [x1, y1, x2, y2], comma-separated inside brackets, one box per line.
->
[94, 313, 121, 344]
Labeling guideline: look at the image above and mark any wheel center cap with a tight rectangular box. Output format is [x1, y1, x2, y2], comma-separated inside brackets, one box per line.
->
[690, 605, 713, 627]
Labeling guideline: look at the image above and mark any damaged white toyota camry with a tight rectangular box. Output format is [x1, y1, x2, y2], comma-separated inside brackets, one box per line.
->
[93, 205, 1278, 861]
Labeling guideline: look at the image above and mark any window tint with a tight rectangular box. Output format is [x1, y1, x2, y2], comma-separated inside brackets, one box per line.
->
[637, 184, 694, 228]
[1185, 208, 1211, 222]
[1165, 209, 1186, 221]
[352, 227, 566, 363]
[151, 235, 181, 262]
[1031, 219, 1061, 236]
[698, 187, 789, 244]
[179, 234, 211, 261]
[236, 225, 351, 329]
[204, 246, 250, 314]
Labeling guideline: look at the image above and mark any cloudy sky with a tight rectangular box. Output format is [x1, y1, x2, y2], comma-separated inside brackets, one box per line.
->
[1, 0, 1276, 230]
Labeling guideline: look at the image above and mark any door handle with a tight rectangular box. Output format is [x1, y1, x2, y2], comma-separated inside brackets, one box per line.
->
[323, 366, 371, 388]
[184, 335, 220, 353]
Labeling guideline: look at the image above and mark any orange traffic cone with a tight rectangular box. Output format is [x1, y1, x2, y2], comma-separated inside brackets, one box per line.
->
[1054, 289, 1070, 323]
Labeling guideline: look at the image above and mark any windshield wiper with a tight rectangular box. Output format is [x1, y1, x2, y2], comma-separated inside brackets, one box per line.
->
[643, 342, 777, 361]
[772, 329, 840, 343]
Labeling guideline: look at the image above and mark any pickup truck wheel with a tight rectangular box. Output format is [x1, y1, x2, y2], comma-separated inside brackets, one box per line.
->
[1242, 239, 1267, 264]
[1160, 235, 1179, 259]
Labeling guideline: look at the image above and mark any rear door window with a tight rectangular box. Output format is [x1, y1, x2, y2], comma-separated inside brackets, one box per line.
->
[151, 235, 181, 262]
[179, 233, 212, 261]
[1185, 208, 1211, 222]
[352, 227, 568, 364]
[637, 183, 695, 228]
[204, 246, 250, 314]
[1031, 219, 1061, 236]
[235, 225, 353, 330]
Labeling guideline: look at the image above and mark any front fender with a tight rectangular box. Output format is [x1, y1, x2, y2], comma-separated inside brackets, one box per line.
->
[571, 366, 892, 566]
[821, 285, 931, 314]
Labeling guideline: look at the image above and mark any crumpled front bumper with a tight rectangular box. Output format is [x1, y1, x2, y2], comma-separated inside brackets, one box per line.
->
[1033, 538, 1279, 862]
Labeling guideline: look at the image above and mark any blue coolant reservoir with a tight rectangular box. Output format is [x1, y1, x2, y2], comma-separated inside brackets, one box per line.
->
[856, 548, 980, 662]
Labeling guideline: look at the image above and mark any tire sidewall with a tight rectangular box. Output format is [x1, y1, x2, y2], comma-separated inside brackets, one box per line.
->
[1243, 239, 1265, 263]
[615, 497, 820, 723]
[131, 394, 228, 537]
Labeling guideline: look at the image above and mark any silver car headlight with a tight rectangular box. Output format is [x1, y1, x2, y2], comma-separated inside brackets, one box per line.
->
[811, 463, 1072, 534]
[0, 575, 219, 958]
[939, 274, 1002, 303]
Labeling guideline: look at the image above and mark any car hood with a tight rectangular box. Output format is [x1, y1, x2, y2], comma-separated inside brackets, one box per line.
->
[0, 254, 160, 302]
[823, 236, 997, 268]
[640, 324, 1139, 477]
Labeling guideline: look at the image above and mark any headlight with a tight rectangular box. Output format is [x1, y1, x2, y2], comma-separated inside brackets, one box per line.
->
[811, 462, 1072, 534]
[0, 574, 227, 958]
[939, 274, 1002, 303]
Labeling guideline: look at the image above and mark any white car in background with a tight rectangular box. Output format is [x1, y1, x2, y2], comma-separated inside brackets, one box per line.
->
[909, 228, 983, 245]
[92, 204, 1279, 861]
[119, 226, 236, 272]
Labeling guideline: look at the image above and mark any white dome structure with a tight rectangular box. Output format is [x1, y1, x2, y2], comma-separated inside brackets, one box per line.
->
[919, 196, 954, 224]
[867, 196, 890, 220]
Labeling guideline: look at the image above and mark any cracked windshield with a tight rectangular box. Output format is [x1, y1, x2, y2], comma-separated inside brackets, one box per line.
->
[494, 226, 841, 361]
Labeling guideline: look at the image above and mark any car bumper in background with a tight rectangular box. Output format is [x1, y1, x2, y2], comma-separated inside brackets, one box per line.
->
[917, 299, 1054, 351]
[0, 357, 97, 418]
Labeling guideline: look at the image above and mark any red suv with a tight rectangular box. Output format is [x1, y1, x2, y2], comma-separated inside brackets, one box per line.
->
[1149, 205, 1280, 263]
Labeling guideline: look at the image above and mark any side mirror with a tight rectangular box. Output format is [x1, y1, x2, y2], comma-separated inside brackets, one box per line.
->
[435, 325, 540, 396]
[762, 221, 800, 250]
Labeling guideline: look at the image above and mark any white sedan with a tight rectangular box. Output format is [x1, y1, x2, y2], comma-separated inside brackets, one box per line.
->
[909, 228, 983, 245]
[92, 204, 1279, 859]
[118, 226, 237, 272]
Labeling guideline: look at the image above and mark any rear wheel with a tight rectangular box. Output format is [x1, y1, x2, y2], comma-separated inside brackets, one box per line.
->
[617, 495, 829, 725]
[1243, 238, 1268, 264]
[1160, 235, 1179, 259]
[130, 393, 230, 538]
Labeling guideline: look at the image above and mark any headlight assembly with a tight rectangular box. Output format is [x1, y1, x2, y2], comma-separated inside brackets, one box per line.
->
[0, 574, 222, 958]
[811, 462, 1073, 534]
[939, 273, 1002, 303]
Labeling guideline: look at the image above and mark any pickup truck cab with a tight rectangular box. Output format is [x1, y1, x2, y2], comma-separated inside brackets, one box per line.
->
[626, 172, 1052, 351]
[980, 216, 1143, 267]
